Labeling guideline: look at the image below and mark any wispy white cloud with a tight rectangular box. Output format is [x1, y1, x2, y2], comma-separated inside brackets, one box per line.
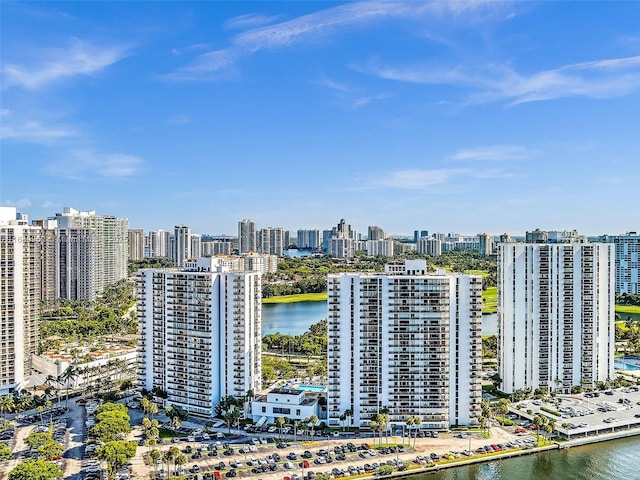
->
[2, 39, 129, 89]
[361, 54, 640, 105]
[170, 43, 210, 56]
[449, 145, 535, 161]
[372, 168, 471, 189]
[48, 150, 143, 180]
[166, 114, 191, 125]
[0, 120, 78, 143]
[3, 198, 33, 209]
[224, 13, 282, 30]
[165, 0, 505, 81]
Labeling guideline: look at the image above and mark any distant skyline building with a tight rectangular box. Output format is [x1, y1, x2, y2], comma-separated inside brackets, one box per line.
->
[238, 219, 257, 253]
[297, 229, 321, 250]
[367, 226, 386, 241]
[329, 237, 356, 259]
[413, 230, 429, 243]
[173, 225, 191, 266]
[202, 239, 233, 256]
[137, 266, 262, 417]
[191, 233, 202, 260]
[327, 259, 482, 429]
[498, 242, 615, 393]
[149, 229, 170, 258]
[128, 228, 145, 261]
[417, 237, 442, 256]
[259, 227, 285, 256]
[0, 207, 41, 395]
[365, 239, 394, 257]
[478, 233, 494, 256]
[603, 232, 640, 294]
[54, 207, 128, 295]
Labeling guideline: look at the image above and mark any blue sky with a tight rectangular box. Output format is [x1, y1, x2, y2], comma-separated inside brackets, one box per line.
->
[1, 1, 639, 237]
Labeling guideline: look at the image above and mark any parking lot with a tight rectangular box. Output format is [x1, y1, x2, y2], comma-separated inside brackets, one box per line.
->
[510, 387, 640, 439]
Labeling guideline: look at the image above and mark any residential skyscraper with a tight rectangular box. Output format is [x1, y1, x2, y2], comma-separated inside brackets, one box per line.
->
[605, 233, 640, 294]
[417, 237, 442, 256]
[128, 229, 145, 261]
[173, 225, 191, 266]
[137, 266, 262, 417]
[367, 226, 386, 241]
[327, 260, 482, 429]
[191, 233, 202, 260]
[55, 207, 128, 293]
[238, 219, 257, 254]
[149, 229, 170, 257]
[259, 227, 285, 256]
[478, 233, 494, 256]
[0, 207, 41, 395]
[497, 243, 615, 393]
[297, 229, 321, 250]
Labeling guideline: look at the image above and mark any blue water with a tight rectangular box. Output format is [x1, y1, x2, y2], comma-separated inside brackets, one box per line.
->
[614, 356, 640, 371]
[261, 300, 498, 336]
[295, 385, 326, 392]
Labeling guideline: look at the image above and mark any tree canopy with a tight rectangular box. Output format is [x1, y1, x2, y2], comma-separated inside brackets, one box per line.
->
[8, 459, 62, 480]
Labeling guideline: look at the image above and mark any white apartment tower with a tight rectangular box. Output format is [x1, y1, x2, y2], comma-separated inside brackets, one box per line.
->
[418, 237, 442, 256]
[55, 207, 128, 294]
[149, 229, 170, 258]
[238, 219, 257, 254]
[297, 230, 321, 250]
[498, 243, 615, 393]
[0, 207, 41, 394]
[327, 260, 482, 430]
[137, 267, 262, 417]
[259, 227, 285, 256]
[174, 225, 191, 266]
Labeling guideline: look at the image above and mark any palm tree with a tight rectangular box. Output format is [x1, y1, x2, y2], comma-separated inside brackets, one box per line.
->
[309, 414, 318, 437]
[404, 416, 414, 445]
[0, 396, 15, 420]
[149, 448, 161, 475]
[169, 446, 181, 475]
[174, 453, 187, 476]
[245, 389, 255, 417]
[60, 365, 77, 408]
[276, 416, 286, 439]
[412, 415, 422, 447]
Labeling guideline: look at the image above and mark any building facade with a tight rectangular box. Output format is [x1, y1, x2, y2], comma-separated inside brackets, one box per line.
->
[238, 219, 257, 254]
[55, 207, 128, 294]
[0, 207, 41, 394]
[259, 227, 285, 256]
[497, 243, 615, 393]
[606, 233, 640, 294]
[327, 260, 482, 430]
[128, 229, 145, 261]
[173, 225, 191, 266]
[137, 267, 262, 417]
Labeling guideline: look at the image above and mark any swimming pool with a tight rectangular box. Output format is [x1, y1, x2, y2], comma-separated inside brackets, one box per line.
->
[295, 385, 326, 392]
[614, 357, 640, 371]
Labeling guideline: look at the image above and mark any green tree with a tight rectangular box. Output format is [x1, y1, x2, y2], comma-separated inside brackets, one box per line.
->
[276, 416, 286, 438]
[0, 395, 15, 420]
[309, 414, 319, 439]
[0, 442, 11, 460]
[96, 440, 137, 480]
[174, 453, 187, 475]
[149, 448, 161, 475]
[8, 459, 62, 480]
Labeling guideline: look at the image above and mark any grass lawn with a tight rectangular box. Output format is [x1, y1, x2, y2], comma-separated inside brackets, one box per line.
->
[262, 292, 328, 304]
[482, 287, 498, 314]
[464, 269, 489, 277]
[159, 427, 187, 439]
[616, 305, 640, 314]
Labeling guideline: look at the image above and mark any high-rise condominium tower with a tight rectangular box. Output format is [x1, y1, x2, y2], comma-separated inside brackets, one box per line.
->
[128, 229, 145, 261]
[0, 207, 41, 394]
[238, 219, 257, 254]
[327, 259, 482, 430]
[259, 227, 285, 256]
[173, 225, 191, 266]
[498, 242, 615, 393]
[137, 266, 262, 417]
[55, 207, 128, 294]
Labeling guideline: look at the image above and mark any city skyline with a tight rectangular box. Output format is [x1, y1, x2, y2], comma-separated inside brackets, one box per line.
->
[2, 1, 640, 235]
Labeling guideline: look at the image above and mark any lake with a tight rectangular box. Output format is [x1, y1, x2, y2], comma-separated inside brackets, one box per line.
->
[414, 435, 640, 480]
[262, 300, 498, 336]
